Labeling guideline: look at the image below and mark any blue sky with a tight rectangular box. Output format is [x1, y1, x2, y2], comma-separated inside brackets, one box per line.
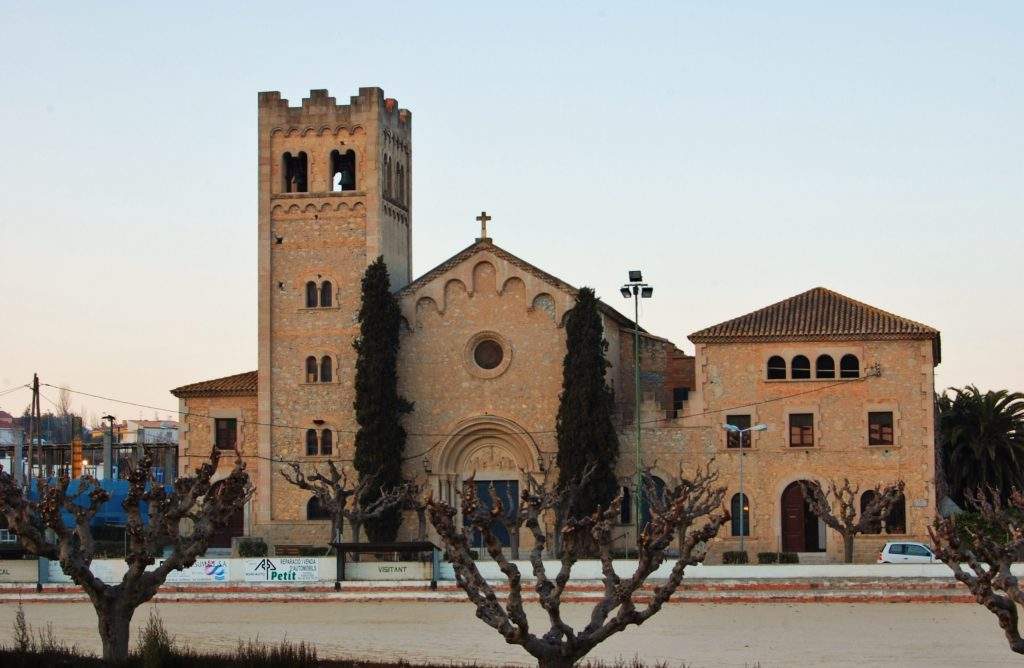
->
[0, 2, 1020, 420]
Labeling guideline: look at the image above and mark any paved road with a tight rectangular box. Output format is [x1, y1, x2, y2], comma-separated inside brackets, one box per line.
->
[3, 600, 1015, 666]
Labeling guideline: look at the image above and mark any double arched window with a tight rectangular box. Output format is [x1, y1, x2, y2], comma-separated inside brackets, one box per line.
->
[304, 428, 334, 456]
[305, 355, 333, 383]
[730, 493, 750, 536]
[304, 281, 334, 308]
[282, 151, 308, 193]
[330, 149, 357, 192]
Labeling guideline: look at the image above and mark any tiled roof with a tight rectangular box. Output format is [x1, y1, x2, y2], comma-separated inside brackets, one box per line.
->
[689, 287, 940, 360]
[398, 239, 642, 331]
[171, 371, 257, 398]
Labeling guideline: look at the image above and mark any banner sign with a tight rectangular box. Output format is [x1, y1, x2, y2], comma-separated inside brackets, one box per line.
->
[163, 558, 230, 583]
[243, 557, 319, 582]
[345, 561, 431, 580]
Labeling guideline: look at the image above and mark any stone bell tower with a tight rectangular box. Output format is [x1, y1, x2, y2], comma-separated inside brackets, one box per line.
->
[254, 87, 411, 531]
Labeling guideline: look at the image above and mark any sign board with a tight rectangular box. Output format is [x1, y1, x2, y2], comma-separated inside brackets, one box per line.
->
[345, 561, 431, 580]
[162, 558, 230, 583]
[48, 558, 126, 584]
[0, 560, 38, 583]
[243, 557, 319, 582]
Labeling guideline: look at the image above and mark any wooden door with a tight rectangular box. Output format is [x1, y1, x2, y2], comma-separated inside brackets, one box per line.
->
[781, 482, 806, 552]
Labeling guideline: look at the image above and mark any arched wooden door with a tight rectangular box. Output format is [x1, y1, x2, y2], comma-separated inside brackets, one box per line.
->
[781, 482, 807, 552]
[207, 481, 244, 548]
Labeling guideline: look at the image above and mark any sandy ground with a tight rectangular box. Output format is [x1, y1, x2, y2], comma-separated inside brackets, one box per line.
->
[1, 600, 1016, 667]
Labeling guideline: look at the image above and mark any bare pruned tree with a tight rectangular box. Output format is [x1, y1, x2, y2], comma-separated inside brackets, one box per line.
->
[0, 447, 251, 662]
[280, 460, 407, 547]
[426, 462, 728, 668]
[930, 488, 1024, 655]
[800, 478, 905, 563]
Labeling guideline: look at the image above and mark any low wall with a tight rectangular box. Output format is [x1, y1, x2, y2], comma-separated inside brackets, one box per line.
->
[3, 557, 1002, 585]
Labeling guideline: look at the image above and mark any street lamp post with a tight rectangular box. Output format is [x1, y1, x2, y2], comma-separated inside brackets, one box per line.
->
[721, 422, 768, 551]
[620, 270, 653, 539]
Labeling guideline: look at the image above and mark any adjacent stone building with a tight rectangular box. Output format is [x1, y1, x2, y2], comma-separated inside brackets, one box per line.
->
[172, 87, 940, 561]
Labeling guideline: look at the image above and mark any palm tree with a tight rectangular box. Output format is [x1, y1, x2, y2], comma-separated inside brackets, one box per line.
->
[939, 386, 1024, 504]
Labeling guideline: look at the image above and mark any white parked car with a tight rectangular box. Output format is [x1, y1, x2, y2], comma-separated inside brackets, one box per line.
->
[877, 541, 938, 564]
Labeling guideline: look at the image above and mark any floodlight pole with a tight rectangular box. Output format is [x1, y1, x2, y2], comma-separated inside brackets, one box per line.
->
[621, 272, 652, 540]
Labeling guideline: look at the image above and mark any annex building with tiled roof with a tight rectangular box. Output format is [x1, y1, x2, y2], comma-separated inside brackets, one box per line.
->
[172, 86, 940, 562]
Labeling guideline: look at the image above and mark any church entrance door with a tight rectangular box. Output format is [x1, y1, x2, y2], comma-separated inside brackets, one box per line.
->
[466, 480, 519, 548]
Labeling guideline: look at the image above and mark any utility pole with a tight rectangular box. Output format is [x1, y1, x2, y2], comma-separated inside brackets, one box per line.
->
[102, 414, 115, 481]
[26, 373, 40, 486]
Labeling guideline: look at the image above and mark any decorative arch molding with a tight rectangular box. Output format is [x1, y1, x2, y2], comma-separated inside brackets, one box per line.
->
[433, 415, 542, 476]
[397, 250, 575, 329]
[270, 125, 366, 138]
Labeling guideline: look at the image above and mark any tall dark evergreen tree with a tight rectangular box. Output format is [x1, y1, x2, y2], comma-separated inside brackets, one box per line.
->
[555, 287, 620, 522]
[353, 256, 413, 542]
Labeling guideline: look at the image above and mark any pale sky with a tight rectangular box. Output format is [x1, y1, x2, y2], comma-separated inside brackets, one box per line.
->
[0, 2, 1021, 423]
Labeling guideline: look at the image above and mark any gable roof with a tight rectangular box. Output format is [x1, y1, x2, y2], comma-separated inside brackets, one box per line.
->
[171, 371, 257, 398]
[398, 239, 641, 331]
[688, 287, 940, 362]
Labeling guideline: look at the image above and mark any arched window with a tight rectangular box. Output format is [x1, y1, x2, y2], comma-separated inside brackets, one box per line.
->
[305, 281, 318, 308]
[885, 494, 906, 534]
[307, 496, 331, 520]
[791, 355, 811, 379]
[386, 155, 393, 198]
[330, 149, 356, 192]
[305, 429, 318, 456]
[320, 356, 333, 383]
[767, 356, 787, 380]
[319, 281, 333, 308]
[320, 428, 333, 455]
[860, 490, 882, 534]
[815, 355, 835, 379]
[840, 354, 860, 379]
[639, 476, 666, 530]
[282, 151, 308, 193]
[305, 356, 318, 383]
[730, 493, 750, 536]
[619, 486, 631, 524]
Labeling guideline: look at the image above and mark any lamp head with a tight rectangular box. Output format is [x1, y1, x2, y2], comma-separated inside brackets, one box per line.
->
[751, 423, 769, 432]
[620, 287, 632, 299]
[628, 270, 643, 282]
[722, 423, 741, 433]
[640, 286, 654, 299]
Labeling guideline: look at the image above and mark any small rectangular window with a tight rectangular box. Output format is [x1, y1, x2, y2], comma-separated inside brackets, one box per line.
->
[215, 418, 237, 450]
[869, 411, 894, 446]
[726, 414, 752, 448]
[672, 387, 689, 410]
[789, 413, 814, 447]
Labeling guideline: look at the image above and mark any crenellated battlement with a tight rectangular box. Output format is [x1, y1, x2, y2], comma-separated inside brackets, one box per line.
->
[258, 87, 411, 127]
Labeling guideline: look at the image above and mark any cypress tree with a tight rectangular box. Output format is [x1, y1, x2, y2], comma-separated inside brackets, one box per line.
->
[353, 256, 413, 542]
[555, 287, 620, 522]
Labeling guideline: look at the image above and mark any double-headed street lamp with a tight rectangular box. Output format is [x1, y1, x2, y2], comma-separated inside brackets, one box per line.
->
[721, 422, 768, 551]
[621, 270, 653, 538]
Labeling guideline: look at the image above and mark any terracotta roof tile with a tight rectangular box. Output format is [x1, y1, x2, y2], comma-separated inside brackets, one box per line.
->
[171, 371, 257, 398]
[688, 287, 940, 361]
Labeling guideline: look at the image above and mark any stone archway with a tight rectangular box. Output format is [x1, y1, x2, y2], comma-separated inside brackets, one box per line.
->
[432, 416, 541, 550]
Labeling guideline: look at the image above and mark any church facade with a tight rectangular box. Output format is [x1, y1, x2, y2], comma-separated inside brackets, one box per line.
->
[172, 87, 941, 563]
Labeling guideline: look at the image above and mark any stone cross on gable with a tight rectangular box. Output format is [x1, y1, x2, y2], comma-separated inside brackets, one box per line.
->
[476, 211, 492, 241]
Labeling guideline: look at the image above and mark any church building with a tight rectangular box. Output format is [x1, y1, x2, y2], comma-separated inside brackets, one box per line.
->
[172, 87, 941, 563]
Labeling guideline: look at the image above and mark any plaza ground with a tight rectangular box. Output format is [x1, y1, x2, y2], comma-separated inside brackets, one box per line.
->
[1, 600, 1015, 666]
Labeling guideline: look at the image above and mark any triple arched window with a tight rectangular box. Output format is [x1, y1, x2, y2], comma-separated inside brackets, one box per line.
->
[766, 354, 860, 381]
[305, 355, 334, 383]
[304, 281, 334, 308]
[305, 428, 334, 456]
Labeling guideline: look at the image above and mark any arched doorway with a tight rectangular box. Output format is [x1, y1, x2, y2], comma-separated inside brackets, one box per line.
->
[781, 481, 824, 552]
[207, 480, 245, 549]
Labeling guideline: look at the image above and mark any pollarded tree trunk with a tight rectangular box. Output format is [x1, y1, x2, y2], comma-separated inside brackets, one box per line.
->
[842, 533, 854, 564]
[97, 600, 134, 663]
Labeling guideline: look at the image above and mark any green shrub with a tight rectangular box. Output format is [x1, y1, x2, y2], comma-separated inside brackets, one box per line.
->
[722, 550, 748, 564]
[135, 610, 175, 668]
[756, 551, 778, 564]
[778, 551, 799, 564]
[237, 539, 268, 558]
